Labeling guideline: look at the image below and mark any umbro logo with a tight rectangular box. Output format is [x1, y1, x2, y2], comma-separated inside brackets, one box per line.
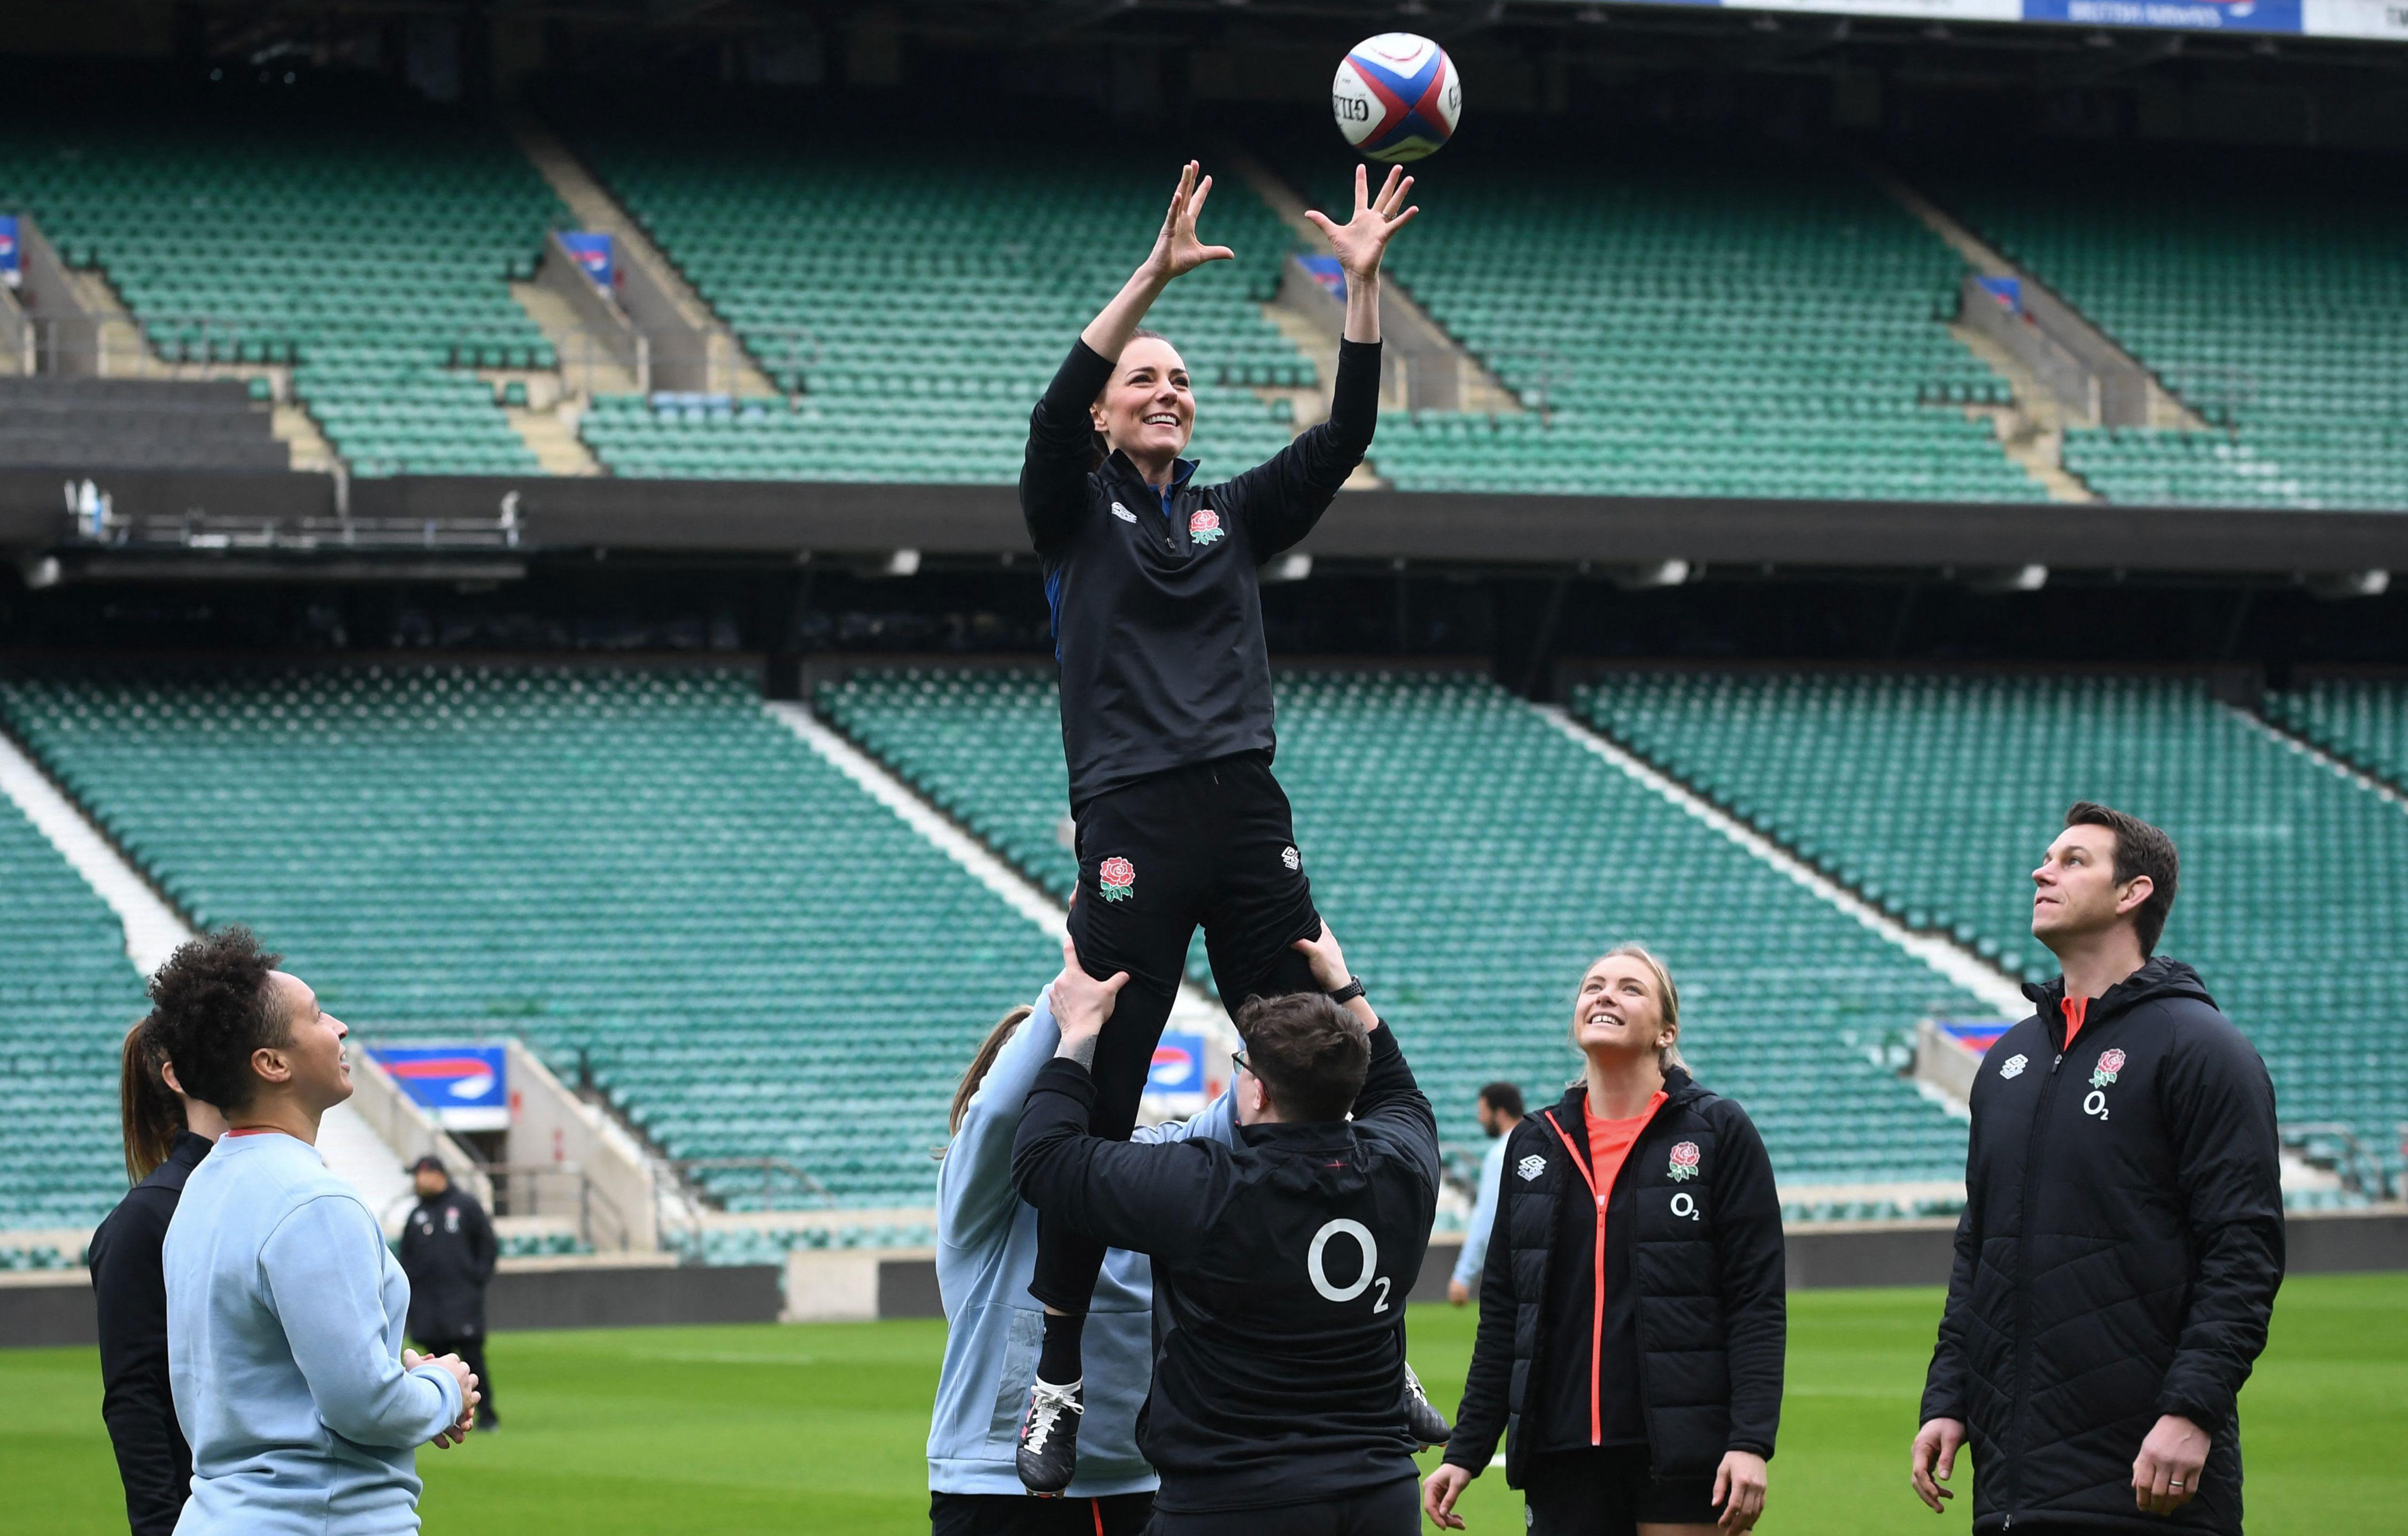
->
[1281, 845, 1300, 871]
[1110, 501, 1136, 523]
[1516, 1154, 1546, 1182]
[2000, 1053, 2030, 1080]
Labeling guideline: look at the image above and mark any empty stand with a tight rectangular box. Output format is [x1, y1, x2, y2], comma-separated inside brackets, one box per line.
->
[544, 104, 1311, 482]
[1575, 671, 2408, 1192]
[1269, 135, 2041, 502]
[0, 790, 150, 1231]
[822, 668, 1989, 1194]
[0, 376, 284, 471]
[2264, 679, 2408, 795]
[0, 667, 1060, 1212]
[1917, 151, 2408, 511]
[0, 75, 560, 476]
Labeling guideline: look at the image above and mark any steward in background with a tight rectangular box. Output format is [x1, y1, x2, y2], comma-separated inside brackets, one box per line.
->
[1914, 803, 2283, 1535]
[1430, 946, 1785, 1536]
[399, 1154, 501, 1431]
[1448, 1080, 1525, 1307]
[89, 1015, 226, 1536]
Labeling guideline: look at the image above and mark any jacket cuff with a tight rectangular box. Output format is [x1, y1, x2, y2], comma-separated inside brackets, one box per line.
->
[1366, 1017, 1400, 1060]
[2153, 1388, 2226, 1439]
[1328, 339, 1382, 449]
[1728, 1439, 1775, 1462]
[1032, 1055, 1098, 1101]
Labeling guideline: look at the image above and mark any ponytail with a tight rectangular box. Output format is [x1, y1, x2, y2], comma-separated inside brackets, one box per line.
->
[119, 1016, 186, 1184]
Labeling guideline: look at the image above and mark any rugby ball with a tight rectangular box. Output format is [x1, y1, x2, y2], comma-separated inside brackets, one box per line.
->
[1333, 34, 1461, 164]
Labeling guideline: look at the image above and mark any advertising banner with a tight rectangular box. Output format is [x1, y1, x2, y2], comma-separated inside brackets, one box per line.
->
[1938, 1020, 2014, 1059]
[1601, 0, 2401, 35]
[1148, 1032, 1209, 1096]
[370, 1043, 510, 1132]
[559, 231, 614, 291]
[2022, 0, 2301, 31]
[0, 216, 18, 290]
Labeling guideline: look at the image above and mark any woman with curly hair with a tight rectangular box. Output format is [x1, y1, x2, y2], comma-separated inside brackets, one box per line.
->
[149, 925, 480, 1535]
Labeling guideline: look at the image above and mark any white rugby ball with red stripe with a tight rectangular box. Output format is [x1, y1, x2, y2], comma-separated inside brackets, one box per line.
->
[1332, 33, 1461, 164]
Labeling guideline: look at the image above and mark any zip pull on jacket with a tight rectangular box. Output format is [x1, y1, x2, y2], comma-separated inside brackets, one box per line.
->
[1538, 1090, 1667, 1446]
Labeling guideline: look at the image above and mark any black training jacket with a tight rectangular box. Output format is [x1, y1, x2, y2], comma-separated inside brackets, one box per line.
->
[1445, 1070, 1786, 1488]
[1013, 1021, 1439, 1513]
[398, 1187, 499, 1341]
[88, 1130, 210, 1536]
[1921, 957, 2284, 1536]
[1022, 336, 1381, 813]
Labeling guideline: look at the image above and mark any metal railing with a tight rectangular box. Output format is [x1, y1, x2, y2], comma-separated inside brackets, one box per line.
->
[383, 1161, 632, 1254]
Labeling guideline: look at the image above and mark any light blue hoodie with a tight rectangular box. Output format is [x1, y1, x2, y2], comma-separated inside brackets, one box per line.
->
[928, 994, 1233, 1497]
[164, 1129, 465, 1536]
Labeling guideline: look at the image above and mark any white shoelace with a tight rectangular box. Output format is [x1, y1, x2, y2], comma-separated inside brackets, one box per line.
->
[1023, 1378, 1084, 1455]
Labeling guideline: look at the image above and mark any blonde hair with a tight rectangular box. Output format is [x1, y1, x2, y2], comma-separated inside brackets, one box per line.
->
[1570, 944, 1685, 1074]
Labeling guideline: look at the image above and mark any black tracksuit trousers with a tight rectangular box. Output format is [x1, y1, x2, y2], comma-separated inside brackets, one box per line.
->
[1027, 749, 1323, 1315]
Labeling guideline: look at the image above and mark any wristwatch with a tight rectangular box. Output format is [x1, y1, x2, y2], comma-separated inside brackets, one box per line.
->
[1327, 975, 1367, 1005]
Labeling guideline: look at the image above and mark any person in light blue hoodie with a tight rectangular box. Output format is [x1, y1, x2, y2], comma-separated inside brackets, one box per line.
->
[150, 927, 479, 1536]
[928, 976, 1235, 1536]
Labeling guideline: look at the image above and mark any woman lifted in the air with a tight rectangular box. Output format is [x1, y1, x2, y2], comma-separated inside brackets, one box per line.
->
[1013, 159, 1424, 1493]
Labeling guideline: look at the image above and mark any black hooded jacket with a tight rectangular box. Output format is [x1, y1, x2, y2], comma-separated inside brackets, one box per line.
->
[88, 1130, 211, 1536]
[1022, 336, 1381, 813]
[1921, 956, 2284, 1536]
[1444, 1069, 1786, 1487]
[398, 1185, 498, 1341]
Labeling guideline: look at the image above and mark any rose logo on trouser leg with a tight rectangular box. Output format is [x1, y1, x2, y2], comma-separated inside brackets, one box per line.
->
[1098, 856, 1137, 902]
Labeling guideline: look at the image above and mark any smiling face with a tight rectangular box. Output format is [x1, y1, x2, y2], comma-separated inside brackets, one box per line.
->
[2031, 823, 2148, 948]
[1091, 335, 1195, 470]
[1571, 954, 1674, 1065]
[256, 971, 354, 1114]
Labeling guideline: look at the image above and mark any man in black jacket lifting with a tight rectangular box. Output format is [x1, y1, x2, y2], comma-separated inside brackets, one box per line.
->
[1015, 921, 1440, 1535]
[1914, 802, 2283, 1535]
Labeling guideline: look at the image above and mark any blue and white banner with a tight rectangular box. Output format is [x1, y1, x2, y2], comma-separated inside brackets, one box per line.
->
[1590, 0, 2405, 35]
[1148, 1032, 1209, 1096]
[0, 216, 18, 290]
[370, 1043, 510, 1132]
[559, 231, 614, 291]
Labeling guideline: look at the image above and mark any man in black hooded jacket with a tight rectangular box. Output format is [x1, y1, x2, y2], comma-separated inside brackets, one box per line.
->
[1914, 802, 2283, 1535]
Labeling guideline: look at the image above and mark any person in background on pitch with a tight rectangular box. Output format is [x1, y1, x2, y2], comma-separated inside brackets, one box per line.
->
[1913, 803, 2283, 1536]
[1013, 156, 1420, 1492]
[399, 1154, 501, 1432]
[90, 1015, 226, 1536]
[927, 991, 1240, 1536]
[149, 927, 479, 1536]
[1449, 1082, 1524, 1307]
[1014, 921, 1440, 1535]
[1428, 946, 1785, 1536]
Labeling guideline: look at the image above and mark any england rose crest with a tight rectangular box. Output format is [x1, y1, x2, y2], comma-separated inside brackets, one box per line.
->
[1667, 1141, 1701, 1182]
[2090, 1048, 2126, 1090]
[1097, 856, 1136, 902]
[1188, 507, 1225, 545]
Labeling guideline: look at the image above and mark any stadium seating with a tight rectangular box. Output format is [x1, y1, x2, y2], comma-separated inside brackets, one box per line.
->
[1277, 137, 2042, 501]
[1574, 672, 2408, 1192]
[1918, 152, 2408, 510]
[547, 107, 1307, 482]
[0, 667, 1059, 1213]
[820, 668, 1990, 1191]
[0, 76, 558, 476]
[0, 793, 151, 1231]
[0, 377, 287, 472]
[2263, 680, 2408, 794]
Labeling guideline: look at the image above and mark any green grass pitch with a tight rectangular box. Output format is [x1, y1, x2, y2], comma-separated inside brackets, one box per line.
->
[2, 1273, 2398, 1533]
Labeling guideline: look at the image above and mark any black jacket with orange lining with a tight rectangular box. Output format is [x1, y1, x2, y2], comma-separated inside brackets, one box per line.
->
[1444, 1068, 1786, 1487]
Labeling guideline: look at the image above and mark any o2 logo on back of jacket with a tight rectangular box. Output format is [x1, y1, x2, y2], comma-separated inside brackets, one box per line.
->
[1307, 1217, 1390, 1313]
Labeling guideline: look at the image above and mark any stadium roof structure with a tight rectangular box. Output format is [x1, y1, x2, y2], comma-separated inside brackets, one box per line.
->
[4, 468, 2405, 587]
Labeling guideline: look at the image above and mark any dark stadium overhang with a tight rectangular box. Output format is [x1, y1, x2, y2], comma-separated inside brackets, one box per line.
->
[5, 469, 2406, 582]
